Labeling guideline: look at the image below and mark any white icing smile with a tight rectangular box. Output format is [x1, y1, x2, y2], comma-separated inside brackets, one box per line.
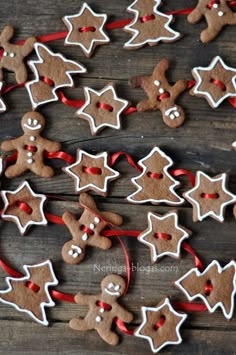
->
[68, 244, 82, 258]
[24, 118, 42, 130]
[105, 282, 121, 296]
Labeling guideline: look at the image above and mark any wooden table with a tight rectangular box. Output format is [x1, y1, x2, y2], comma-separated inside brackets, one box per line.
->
[0, 1, 235, 354]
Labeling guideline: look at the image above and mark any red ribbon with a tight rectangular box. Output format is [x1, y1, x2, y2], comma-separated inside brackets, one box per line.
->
[173, 302, 207, 312]
[102, 230, 140, 238]
[155, 233, 171, 240]
[114, 318, 135, 335]
[147, 172, 163, 179]
[182, 242, 204, 271]
[82, 166, 102, 175]
[117, 236, 131, 296]
[170, 169, 196, 187]
[25, 281, 40, 293]
[110, 152, 142, 171]
[140, 15, 155, 23]
[204, 280, 213, 296]
[154, 315, 166, 330]
[16, 201, 32, 214]
[0, 259, 22, 278]
[187, 80, 196, 89]
[158, 92, 170, 101]
[44, 151, 75, 165]
[124, 107, 138, 115]
[50, 290, 76, 303]
[79, 26, 96, 33]
[201, 193, 219, 199]
[57, 91, 85, 108]
[97, 102, 113, 112]
[45, 213, 65, 225]
[211, 79, 226, 91]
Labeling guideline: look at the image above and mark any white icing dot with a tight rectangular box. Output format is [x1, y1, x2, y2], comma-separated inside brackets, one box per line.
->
[175, 112, 180, 118]
[72, 253, 78, 258]
[27, 152, 33, 157]
[159, 88, 164, 94]
[68, 250, 73, 256]
[170, 114, 175, 120]
[27, 158, 33, 164]
[30, 136, 36, 141]
[10, 52, 15, 58]
[82, 233, 88, 241]
[218, 11, 224, 16]
[33, 119, 38, 125]
[96, 316, 102, 323]
[154, 80, 160, 86]
[108, 282, 114, 289]
[114, 285, 120, 291]
[100, 308, 105, 313]
[28, 118, 32, 125]
[89, 223, 95, 229]
[94, 217, 100, 224]
[213, 3, 218, 8]
[3, 52, 7, 57]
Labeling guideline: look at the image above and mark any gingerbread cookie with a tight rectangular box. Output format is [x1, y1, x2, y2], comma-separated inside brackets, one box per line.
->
[124, 0, 181, 49]
[183, 171, 236, 222]
[175, 260, 236, 319]
[1, 111, 61, 178]
[0, 81, 7, 113]
[1, 180, 47, 235]
[0, 25, 36, 83]
[129, 59, 187, 127]
[62, 193, 123, 265]
[127, 147, 184, 205]
[63, 149, 120, 196]
[26, 43, 87, 109]
[138, 211, 191, 263]
[63, 3, 110, 57]
[0, 260, 58, 325]
[188, 0, 236, 43]
[135, 298, 187, 353]
[191, 56, 236, 108]
[76, 83, 130, 135]
[70, 274, 133, 345]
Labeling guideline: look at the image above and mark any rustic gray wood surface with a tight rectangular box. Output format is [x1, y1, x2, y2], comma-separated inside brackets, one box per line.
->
[0, 0, 235, 354]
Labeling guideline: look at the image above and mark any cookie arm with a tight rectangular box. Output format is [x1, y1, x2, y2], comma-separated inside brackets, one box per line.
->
[21, 36, 36, 57]
[41, 138, 61, 152]
[115, 304, 133, 323]
[74, 293, 91, 305]
[187, 7, 203, 24]
[1, 138, 17, 151]
[171, 80, 188, 100]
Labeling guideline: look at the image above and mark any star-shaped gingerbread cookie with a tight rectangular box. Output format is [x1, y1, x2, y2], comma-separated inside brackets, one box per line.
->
[138, 211, 191, 263]
[63, 150, 120, 196]
[175, 260, 236, 320]
[191, 56, 236, 108]
[124, 0, 181, 49]
[183, 171, 236, 222]
[127, 147, 184, 205]
[63, 3, 110, 57]
[76, 83, 130, 135]
[135, 298, 187, 353]
[1, 180, 47, 235]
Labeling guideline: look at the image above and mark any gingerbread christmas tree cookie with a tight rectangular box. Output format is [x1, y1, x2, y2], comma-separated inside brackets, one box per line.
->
[124, 0, 181, 49]
[63, 3, 110, 57]
[175, 260, 236, 319]
[127, 147, 184, 205]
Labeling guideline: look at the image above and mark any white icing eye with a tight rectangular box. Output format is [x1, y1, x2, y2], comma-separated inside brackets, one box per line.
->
[3, 51, 8, 56]
[108, 282, 114, 289]
[159, 88, 165, 94]
[33, 119, 38, 125]
[90, 223, 95, 229]
[68, 250, 73, 256]
[94, 216, 100, 224]
[170, 114, 175, 120]
[28, 118, 32, 125]
[10, 52, 15, 58]
[114, 285, 120, 291]
[154, 80, 160, 86]
[175, 111, 180, 118]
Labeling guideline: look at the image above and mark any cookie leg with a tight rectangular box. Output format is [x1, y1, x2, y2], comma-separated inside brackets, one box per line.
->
[97, 328, 119, 346]
[137, 99, 155, 112]
[200, 24, 222, 43]
[15, 64, 27, 84]
[31, 164, 55, 178]
[69, 318, 93, 331]
[5, 164, 27, 178]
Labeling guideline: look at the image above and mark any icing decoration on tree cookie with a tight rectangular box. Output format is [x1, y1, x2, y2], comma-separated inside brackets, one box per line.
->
[0, 81, 7, 113]
[123, 0, 181, 49]
[175, 260, 236, 319]
[127, 147, 184, 205]
[0, 180, 47, 235]
[191, 56, 236, 108]
[76, 83, 130, 135]
[183, 171, 236, 222]
[63, 149, 120, 196]
[129, 59, 187, 127]
[0, 260, 58, 325]
[188, 0, 236, 43]
[138, 211, 191, 263]
[69, 274, 133, 345]
[0, 25, 36, 83]
[135, 298, 187, 353]
[63, 3, 110, 57]
[1, 111, 61, 178]
[25, 43, 87, 109]
[62, 193, 123, 265]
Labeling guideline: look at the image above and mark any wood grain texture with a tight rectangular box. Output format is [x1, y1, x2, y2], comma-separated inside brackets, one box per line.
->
[0, 0, 235, 354]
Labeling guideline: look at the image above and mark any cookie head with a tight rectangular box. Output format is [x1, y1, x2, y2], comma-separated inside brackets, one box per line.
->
[21, 112, 45, 134]
[61, 240, 85, 265]
[101, 275, 126, 299]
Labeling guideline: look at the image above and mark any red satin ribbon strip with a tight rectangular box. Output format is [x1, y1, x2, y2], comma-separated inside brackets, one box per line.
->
[147, 172, 163, 179]
[166, 7, 195, 15]
[25, 281, 40, 293]
[211, 78, 226, 91]
[158, 92, 170, 101]
[115, 318, 135, 336]
[110, 151, 142, 171]
[82, 166, 102, 175]
[187, 80, 196, 89]
[45, 151, 75, 165]
[0, 259, 22, 278]
[50, 290, 76, 303]
[79, 26, 96, 33]
[228, 97, 236, 107]
[105, 19, 132, 30]
[2, 82, 26, 95]
[124, 107, 138, 115]
[16, 201, 32, 214]
[140, 15, 155, 23]
[173, 302, 207, 312]
[102, 230, 140, 238]
[45, 213, 65, 225]
[170, 169, 196, 187]
[57, 91, 85, 108]
[117, 236, 131, 296]
[155, 233, 171, 240]
[201, 193, 219, 199]
[37, 31, 68, 43]
[154, 315, 166, 330]
[97, 102, 113, 112]
[81, 225, 94, 235]
[182, 242, 204, 271]
[5, 151, 18, 164]
[25, 145, 37, 152]
[97, 300, 112, 311]
[204, 281, 213, 296]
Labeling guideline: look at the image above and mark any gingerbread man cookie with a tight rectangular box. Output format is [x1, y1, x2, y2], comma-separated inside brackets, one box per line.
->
[70, 274, 133, 345]
[0, 25, 36, 83]
[1, 111, 61, 178]
[129, 59, 188, 128]
[188, 0, 236, 43]
[62, 193, 123, 265]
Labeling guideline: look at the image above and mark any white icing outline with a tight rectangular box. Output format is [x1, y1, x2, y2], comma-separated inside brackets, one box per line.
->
[135, 298, 187, 353]
[0, 260, 58, 325]
[63, 3, 110, 56]
[25, 43, 87, 109]
[1, 180, 48, 235]
[175, 260, 236, 320]
[127, 146, 184, 205]
[104, 288, 120, 297]
[165, 106, 177, 115]
[63, 150, 120, 194]
[184, 171, 236, 222]
[192, 56, 236, 108]
[0, 81, 7, 113]
[24, 123, 42, 130]
[124, 0, 181, 48]
[138, 211, 190, 262]
[76, 85, 129, 134]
